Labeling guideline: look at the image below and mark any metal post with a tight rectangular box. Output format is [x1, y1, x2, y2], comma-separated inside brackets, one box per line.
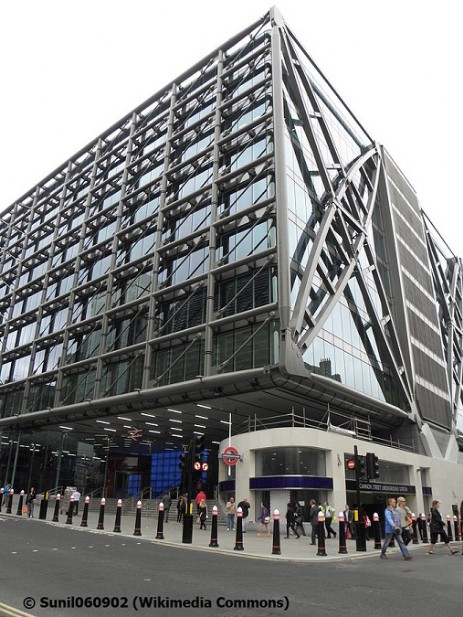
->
[209, 505, 219, 548]
[26, 443, 36, 495]
[4, 437, 13, 487]
[421, 513, 428, 543]
[317, 511, 327, 556]
[66, 496, 74, 524]
[272, 509, 281, 555]
[373, 512, 382, 549]
[16, 490, 25, 516]
[354, 445, 366, 552]
[454, 516, 461, 542]
[133, 500, 142, 536]
[113, 499, 122, 533]
[52, 494, 61, 522]
[338, 512, 348, 554]
[81, 496, 90, 528]
[97, 497, 106, 530]
[234, 507, 244, 551]
[102, 437, 110, 498]
[10, 430, 21, 489]
[156, 502, 165, 540]
[54, 432, 66, 491]
[6, 489, 14, 514]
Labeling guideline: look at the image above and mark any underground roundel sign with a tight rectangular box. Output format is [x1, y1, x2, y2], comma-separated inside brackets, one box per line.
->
[222, 446, 240, 466]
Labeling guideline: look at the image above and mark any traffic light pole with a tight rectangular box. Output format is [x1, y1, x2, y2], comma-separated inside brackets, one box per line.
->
[182, 438, 194, 544]
[354, 445, 366, 552]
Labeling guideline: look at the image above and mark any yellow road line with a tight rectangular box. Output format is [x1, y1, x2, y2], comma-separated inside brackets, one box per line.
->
[0, 602, 36, 617]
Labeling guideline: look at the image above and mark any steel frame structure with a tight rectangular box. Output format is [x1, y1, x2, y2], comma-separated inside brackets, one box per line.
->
[0, 7, 462, 456]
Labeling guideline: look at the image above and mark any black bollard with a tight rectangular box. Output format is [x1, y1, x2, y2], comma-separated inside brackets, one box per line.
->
[411, 514, 419, 544]
[209, 506, 219, 548]
[113, 499, 122, 533]
[234, 507, 244, 551]
[338, 512, 348, 554]
[421, 514, 428, 543]
[66, 497, 75, 524]
[317, 511, 327, 556]
[156, 502, 165, 540]
[133, 500, 142, 536]
[372, 513, 381, 549]
[16, 490, 25, 516]
[52, 494, 61, 522]
[454, 516, 461, 542]
[80, 496, 90, 528]
[182, 513, 193, 544]
[97, 498, 106, 530]
[39, 498, 48, 520]
[6, 489, 14, 514]
[0, 488, 3, 512]
[446, 516, 453, 541]
[272, 509, 281, 555]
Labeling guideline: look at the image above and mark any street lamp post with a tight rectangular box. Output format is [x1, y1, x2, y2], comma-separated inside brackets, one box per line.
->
[54, 432, 66, 491]
[10, 429, 22, 489]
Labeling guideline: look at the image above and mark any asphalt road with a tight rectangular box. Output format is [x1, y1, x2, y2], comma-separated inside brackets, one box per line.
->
[0, 515, 461, 617]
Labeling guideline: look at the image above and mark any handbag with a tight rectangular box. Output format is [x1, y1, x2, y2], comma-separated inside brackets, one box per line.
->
[264, 516, 270, 524]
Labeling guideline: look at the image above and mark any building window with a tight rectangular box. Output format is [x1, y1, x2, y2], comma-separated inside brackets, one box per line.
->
[256, 447, 326, 476]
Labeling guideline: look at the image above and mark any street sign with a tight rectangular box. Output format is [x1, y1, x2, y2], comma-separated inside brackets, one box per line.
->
[347, 458, 356, 470]
[221, 446, 240, 466]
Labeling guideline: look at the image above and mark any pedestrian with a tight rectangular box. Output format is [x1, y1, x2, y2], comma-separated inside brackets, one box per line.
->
[309, 499, 319, 545]
[177, 493, 187, 522]
[162, 492, 172, 522]
[285, 502, 300, 539]
[428, 499, 458, 555]
[294, 502, 306, 537]
[380, 497, 412, 560]
[195, 489, 207, 516]
[26, 487, 37, 518]
[396, 496, 413, 545]
[343, 504, 355, 539]
[198, 498, 208, 530]
[71, 489, 81, 515]
[324, 501, 337, 538]
[237, 497, 250, 532]
[363, 511, 371, 540]
[257, 502, 270, 537]
[226, 497, 236, 531]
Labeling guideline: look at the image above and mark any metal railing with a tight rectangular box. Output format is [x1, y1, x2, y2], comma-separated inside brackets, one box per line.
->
[235, 407, 415, 453]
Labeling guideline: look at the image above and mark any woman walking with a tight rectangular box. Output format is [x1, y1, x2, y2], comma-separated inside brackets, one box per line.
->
[428, 500, 458, 555]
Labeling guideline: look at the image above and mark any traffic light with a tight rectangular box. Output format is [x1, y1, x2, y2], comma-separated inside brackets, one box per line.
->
[366, 452, 380, 479]
[179, 451, 187, 471]
[193, 435, 205, 464]
[357, 454, 366, 479]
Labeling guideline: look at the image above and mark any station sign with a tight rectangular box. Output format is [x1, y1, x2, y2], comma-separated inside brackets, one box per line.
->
[220, 446, 241, 466]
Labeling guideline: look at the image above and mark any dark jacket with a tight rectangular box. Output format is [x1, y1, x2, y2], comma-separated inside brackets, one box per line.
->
[309, 504, 319, 525]
[286, 505, 296, 524]
[429, 508, 445, 533]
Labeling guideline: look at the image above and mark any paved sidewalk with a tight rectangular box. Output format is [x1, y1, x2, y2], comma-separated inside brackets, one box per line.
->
[0, 498, 432, 562]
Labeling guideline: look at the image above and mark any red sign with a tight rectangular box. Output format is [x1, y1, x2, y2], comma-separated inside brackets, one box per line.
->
[347, 458, 356, 470]
[222, 446, 240, 466]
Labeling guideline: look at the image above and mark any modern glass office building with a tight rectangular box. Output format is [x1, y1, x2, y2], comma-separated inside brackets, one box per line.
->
[1, 8, 462, 512]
